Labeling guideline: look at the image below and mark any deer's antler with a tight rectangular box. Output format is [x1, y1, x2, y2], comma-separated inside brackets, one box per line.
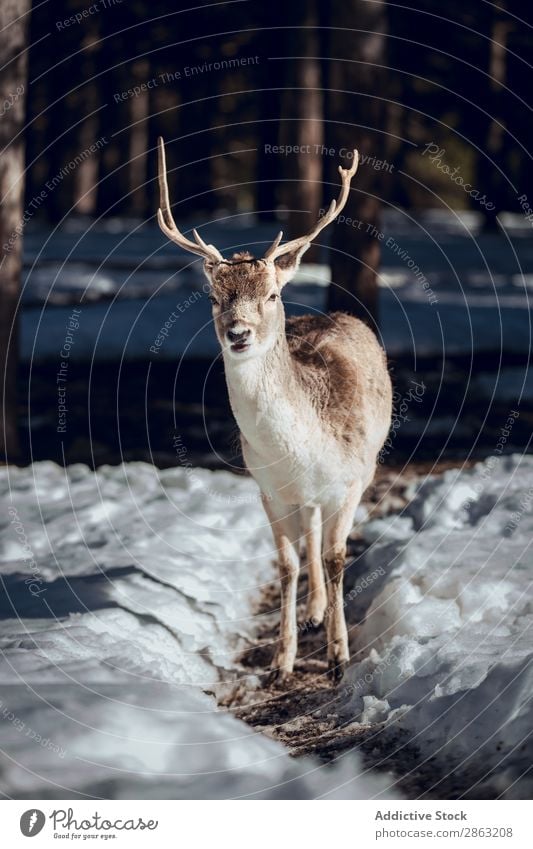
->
[263, 151, 359, 262]
[157, 137, 223, 264]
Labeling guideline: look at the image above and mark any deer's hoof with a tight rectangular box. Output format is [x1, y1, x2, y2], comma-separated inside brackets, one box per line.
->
[303, 594, 327, 629]
[265, 667, 293, 688]
[327, 659, 347, 684]
[301, 613, 324, 631]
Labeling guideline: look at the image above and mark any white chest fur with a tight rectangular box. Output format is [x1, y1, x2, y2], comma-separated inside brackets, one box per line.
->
[224, 354, 350, 507]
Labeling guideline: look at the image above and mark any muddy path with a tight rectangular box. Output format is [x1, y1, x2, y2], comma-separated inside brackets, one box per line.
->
[220, 461, 495, 799]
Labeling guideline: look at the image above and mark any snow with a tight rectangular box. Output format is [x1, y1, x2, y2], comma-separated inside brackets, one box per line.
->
[337, 453, 533, 798]
[2, 455, 532, 798]
[19, 211, 533, 363]
[20, 277, 533, 365]
[471, 368, 533, 404]
[0, 461, 395, 799]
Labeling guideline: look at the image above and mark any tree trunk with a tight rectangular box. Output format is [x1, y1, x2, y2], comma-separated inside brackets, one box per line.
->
[73, 35, 101, 215]
[277, 0, 324, 262]
[0, 0, 31, 463]
[324, 0, 388, 332]
[478, 6, 512, 230]
[128, 62, 150, 217]
[255, 4, 286, 222]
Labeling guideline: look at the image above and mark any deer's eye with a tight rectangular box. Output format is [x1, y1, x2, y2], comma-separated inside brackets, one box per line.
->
[267, 292, 278, 302]
[208, 294, 219, 306]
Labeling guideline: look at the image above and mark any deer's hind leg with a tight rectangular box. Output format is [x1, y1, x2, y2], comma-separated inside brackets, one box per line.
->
[262, 495, 300, 684]
[322, 483, 363, 683]
[299, 505, 327, 627]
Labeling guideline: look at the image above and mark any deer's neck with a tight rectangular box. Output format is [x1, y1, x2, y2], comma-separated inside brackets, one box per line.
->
[223, 333, 301, 450]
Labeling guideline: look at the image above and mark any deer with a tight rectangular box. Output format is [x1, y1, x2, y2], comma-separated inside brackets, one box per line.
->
[157, 137, 392, 685]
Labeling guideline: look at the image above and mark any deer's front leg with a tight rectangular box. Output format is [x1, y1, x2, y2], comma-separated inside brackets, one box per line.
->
[300, 505, 326, 626]
[262, 495, 300, 685]
[322, 485, 363, 683]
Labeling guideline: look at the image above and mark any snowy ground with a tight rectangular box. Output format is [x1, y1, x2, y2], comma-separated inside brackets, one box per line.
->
[0, 461, 396, 799]
[1, 456, 531, 798]
[19, 209, 533, 367]
[333, 453, 533, 798]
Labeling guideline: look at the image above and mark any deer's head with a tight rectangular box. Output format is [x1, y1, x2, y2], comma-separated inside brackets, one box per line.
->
[157, 138, 359, 361]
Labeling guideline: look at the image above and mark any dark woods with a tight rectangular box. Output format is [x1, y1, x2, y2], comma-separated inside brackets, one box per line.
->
[1, 0, 532, 465]
[25, 1, 532, 227]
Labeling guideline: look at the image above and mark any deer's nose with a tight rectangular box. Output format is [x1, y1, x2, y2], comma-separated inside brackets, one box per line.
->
[227, 327, 251, 343]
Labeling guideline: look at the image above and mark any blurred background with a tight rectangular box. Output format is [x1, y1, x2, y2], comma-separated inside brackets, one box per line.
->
[1, 0, 532, 471]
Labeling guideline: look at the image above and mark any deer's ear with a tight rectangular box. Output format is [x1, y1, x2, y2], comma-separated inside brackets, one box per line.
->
[274, 243, 310, 288]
